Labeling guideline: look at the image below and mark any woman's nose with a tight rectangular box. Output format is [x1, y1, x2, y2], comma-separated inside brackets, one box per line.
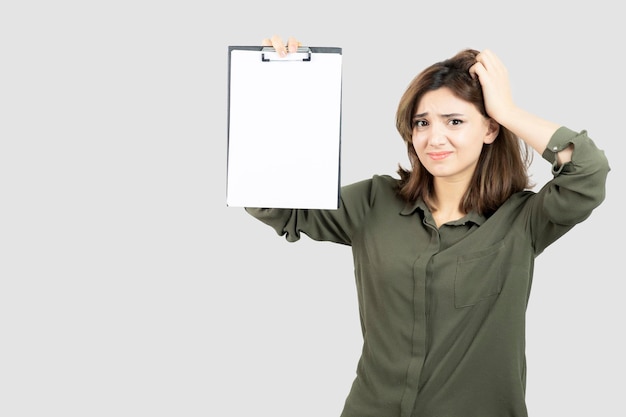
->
[428, 123, 447, 146]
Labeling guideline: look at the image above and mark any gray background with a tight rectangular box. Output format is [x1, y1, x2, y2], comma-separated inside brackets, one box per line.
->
[1, 1, 623, 416]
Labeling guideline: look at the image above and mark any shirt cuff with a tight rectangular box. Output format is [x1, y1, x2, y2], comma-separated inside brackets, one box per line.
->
[541, 126, 577, 175]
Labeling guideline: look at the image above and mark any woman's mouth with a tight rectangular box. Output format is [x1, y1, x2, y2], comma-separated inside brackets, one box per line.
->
[428, 151, 452, 161]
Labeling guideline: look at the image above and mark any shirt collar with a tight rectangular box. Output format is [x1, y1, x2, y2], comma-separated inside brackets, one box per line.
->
[399, 197, 487, 226]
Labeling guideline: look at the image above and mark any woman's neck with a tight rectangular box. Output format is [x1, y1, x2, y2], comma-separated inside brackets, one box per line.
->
[431, 179, 469, 227]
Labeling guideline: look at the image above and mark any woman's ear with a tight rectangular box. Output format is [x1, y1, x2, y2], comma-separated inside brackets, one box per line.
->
[484, 118, 499, 144]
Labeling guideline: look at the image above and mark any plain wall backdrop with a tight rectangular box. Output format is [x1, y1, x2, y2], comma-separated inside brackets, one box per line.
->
[1, 1, 623, 416]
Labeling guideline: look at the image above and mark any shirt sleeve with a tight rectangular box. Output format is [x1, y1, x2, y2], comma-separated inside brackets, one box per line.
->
[245, 176, 378, 245]
[532, 126, 610, 252]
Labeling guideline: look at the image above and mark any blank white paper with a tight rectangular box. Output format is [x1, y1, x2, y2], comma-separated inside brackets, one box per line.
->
[226, 47, 343, 209]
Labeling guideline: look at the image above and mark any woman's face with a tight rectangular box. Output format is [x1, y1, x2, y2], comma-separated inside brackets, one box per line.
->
[411, 87, 497, 184]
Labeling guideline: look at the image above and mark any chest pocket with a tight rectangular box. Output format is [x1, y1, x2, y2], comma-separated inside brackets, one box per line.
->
[454, 240, 505, 308]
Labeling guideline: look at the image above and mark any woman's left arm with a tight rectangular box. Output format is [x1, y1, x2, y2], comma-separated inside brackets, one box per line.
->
[470, 49, 610, 232]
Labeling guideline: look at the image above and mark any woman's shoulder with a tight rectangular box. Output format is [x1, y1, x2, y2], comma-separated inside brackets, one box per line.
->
[373, 174, 400, 185]
[339, 174, 403, 209]
[343, 174, 400, 193]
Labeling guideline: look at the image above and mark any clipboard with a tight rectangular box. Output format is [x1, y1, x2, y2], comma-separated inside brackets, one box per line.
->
[226, 45, 343, 209]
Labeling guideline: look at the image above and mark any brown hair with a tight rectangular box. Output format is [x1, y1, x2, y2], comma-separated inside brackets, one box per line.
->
[395, 48, 533, 217]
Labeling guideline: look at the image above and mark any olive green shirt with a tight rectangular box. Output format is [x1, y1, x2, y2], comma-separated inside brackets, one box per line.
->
[245, 127, 609, 417]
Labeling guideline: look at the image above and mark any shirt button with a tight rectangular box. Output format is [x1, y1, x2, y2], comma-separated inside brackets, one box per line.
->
[553, 146, 559, 151]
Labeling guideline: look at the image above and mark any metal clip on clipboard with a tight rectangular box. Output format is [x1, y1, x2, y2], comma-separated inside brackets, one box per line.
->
[261, 46, 312, 62]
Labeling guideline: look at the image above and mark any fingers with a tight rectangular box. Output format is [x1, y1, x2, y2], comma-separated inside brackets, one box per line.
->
[469, 50, 490, 79]
[261, 35, 301, 57]
[287, 36, 301, 53]
[469, 62, 484, 80]
[469, 49, 515, 120]
[475, 49, 507, 75]
[469, 49, 505, 81]
[269, 34, 287, 56]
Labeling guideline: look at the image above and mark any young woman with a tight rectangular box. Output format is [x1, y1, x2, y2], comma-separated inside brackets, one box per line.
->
[245, 36, 610, 417]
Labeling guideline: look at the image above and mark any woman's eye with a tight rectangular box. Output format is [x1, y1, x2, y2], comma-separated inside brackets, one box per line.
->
[413, 120, 428, 128]
[449, 119, 463, 126]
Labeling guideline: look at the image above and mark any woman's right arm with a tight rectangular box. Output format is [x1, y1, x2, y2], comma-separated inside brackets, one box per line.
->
[245, 177, 375, 245]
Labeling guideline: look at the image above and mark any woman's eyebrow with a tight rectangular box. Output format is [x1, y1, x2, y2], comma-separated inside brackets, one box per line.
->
[413, 112, 465, 118]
